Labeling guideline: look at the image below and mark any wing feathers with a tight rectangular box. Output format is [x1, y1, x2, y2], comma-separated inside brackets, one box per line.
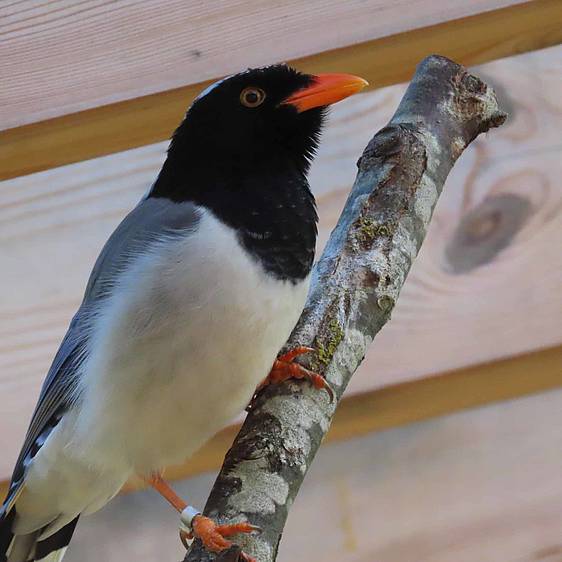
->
[3, 198, 200, 520]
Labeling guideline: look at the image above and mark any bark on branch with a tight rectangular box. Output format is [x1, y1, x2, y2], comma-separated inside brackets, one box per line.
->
[184, 55, 506, 562]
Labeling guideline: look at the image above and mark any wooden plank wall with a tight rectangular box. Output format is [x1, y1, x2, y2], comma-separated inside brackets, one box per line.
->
[2, 0, 562, 179]
[1, 45, 560, 480]
[0, 0, 529, 128]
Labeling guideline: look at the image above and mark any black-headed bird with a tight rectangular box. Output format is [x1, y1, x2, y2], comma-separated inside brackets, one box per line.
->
[0, 65, 367, 562]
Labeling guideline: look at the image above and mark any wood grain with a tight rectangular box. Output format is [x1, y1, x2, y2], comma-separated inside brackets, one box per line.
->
[0, 45, 561, 479]
[2, 345, 561, 506]
[54, 387, 562, 562]
[279, 388, 562, 562]
[2, 0, 562, 180]
[0, 0, 527, 129]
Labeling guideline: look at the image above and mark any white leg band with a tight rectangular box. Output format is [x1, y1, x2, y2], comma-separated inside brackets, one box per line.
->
[180, 505, 202, 531]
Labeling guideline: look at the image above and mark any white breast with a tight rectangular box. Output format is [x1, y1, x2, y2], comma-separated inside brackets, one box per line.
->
[68, 208, 309, 474]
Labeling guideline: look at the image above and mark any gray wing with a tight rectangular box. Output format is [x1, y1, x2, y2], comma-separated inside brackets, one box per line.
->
[6, 197, 200, 497]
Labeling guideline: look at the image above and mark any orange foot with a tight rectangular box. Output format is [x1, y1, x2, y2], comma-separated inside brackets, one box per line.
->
[146, 474, 258, 562]
[181, 515, 260, 562]
[253, 346, 334, 404]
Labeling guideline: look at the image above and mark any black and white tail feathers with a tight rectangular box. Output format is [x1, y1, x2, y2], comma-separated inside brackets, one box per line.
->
[0, 497, 78, 562]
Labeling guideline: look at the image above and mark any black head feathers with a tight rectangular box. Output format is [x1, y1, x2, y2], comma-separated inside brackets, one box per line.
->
[149, 64, 366, 281]
[168, 65, 326, 177]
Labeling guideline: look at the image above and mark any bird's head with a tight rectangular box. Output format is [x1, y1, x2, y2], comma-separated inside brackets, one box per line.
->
[165, 65, 368, 177]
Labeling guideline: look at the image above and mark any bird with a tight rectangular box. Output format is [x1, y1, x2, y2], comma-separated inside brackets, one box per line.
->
[0, 64, 367, 562]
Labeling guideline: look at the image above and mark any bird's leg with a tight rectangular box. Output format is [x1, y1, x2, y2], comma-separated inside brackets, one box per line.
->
[251, 346, 335, 406]
[147, 472, 187, 512]
[145, 474, 259, 562]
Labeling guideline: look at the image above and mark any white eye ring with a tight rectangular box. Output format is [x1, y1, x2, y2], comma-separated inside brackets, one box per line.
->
[240, 87, 266, 108]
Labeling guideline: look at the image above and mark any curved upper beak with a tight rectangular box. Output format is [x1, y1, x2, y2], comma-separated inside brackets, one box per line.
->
[282, 73, 369, 113]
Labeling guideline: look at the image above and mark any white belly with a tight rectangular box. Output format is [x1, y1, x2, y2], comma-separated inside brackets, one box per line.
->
[67, 209, 309, 474]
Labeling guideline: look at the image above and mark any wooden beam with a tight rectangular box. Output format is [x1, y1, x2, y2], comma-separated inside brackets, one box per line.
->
[1, 0, 561, 181]
[118, 344, 562, 492]
[5, 344, 558, 502]
[54, 387, 562, 562]
[1, 345, 561, 499]
[3, 0, 522, 131]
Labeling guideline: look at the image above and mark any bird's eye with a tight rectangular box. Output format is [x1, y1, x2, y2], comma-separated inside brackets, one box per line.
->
[240, 87, 266, 108]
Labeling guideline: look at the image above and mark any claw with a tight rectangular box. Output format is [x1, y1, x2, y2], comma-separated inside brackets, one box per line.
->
[180, 528, 192, 550]
[215, 522, 262, 537]
[306, 370, 335, 402]
[277, 346, 315, 363]
[252, 347, 334, 403]
[182, 515, 258, 562]
[239, 551, 257, 562]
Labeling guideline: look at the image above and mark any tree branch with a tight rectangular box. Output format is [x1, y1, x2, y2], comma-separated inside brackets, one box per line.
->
[184, 55, 506, 562]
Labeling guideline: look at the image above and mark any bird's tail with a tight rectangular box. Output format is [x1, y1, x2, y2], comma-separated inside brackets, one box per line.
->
[1, 492, 79, 562]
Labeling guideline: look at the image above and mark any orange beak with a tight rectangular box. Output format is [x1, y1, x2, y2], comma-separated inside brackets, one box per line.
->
[282, 73, 368, 112]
